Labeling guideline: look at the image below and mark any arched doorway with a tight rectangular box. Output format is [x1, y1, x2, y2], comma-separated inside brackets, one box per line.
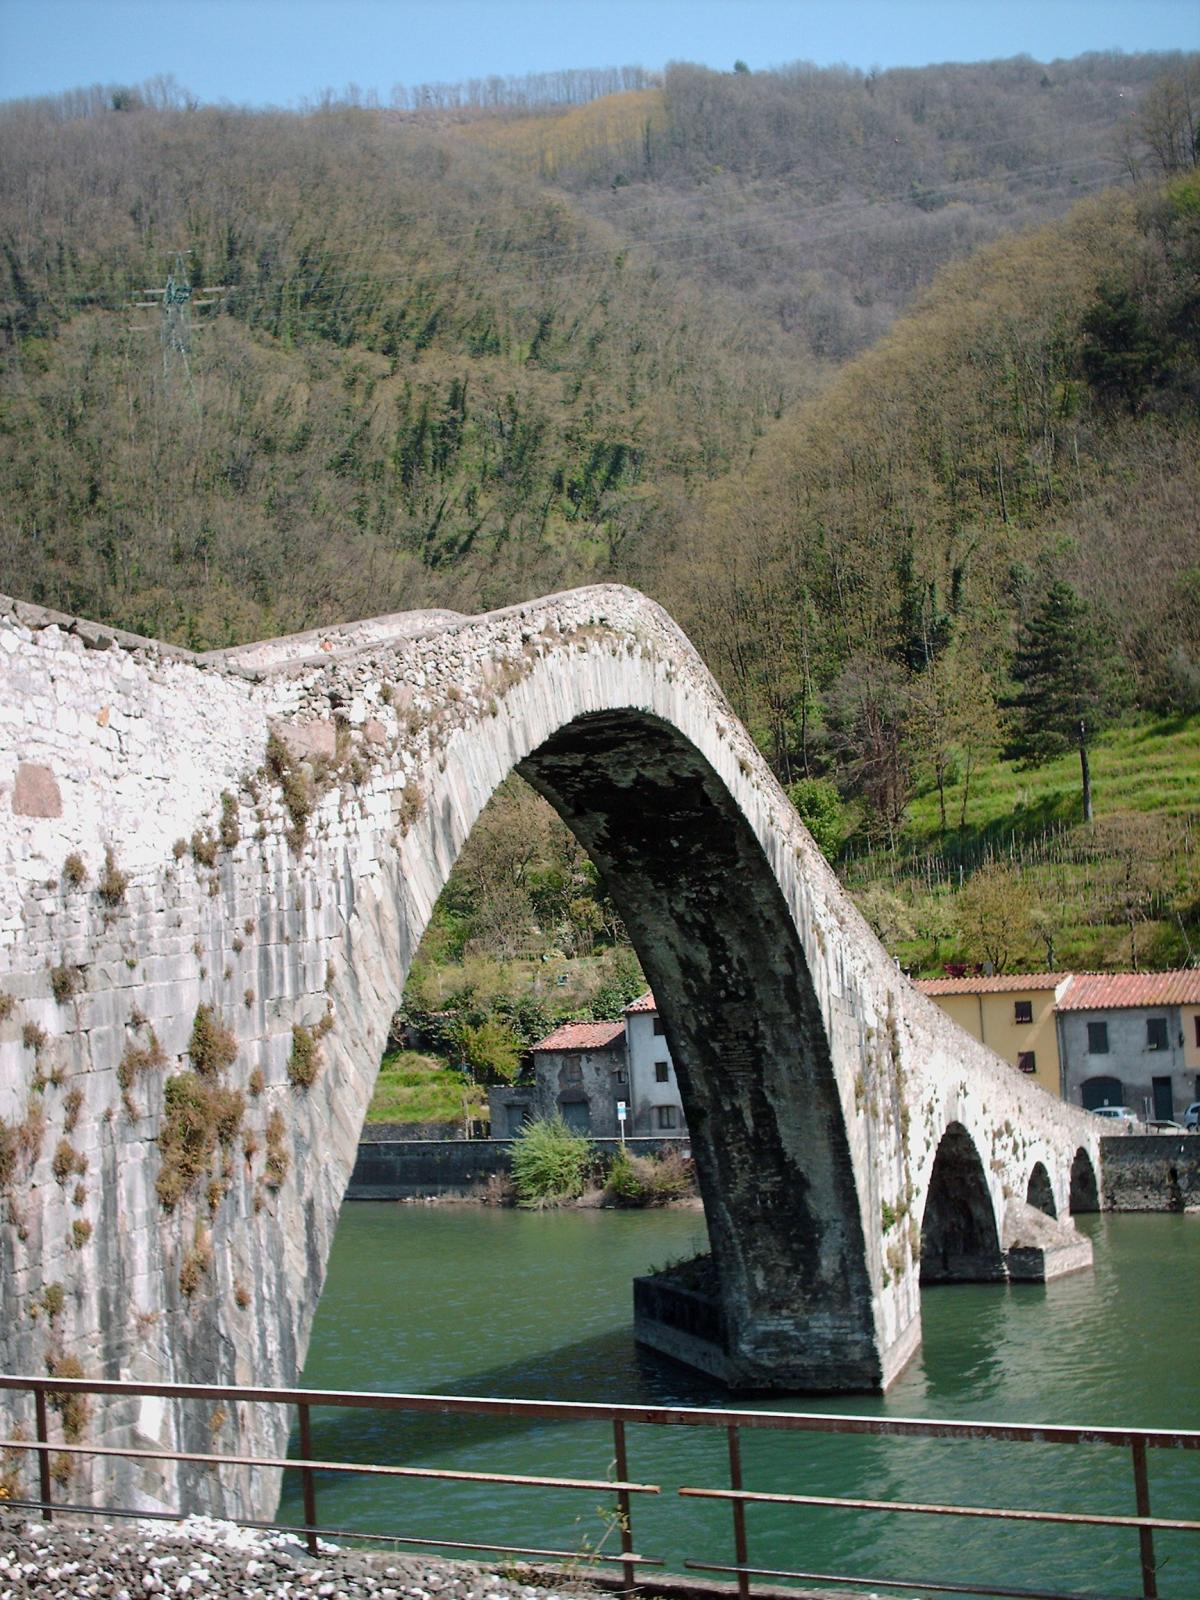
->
[920, 1122, 1005, 1284]
[1081, 1076, 1124, 1111]
[1026, 1162, 1056, 1218]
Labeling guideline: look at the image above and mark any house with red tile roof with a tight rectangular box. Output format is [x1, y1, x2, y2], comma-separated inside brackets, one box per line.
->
[488, 1017, 629, 1138]
[1056, 970, 1200, 1121]
[913, 973, 1072, 1099]
[486, 992, 691, 1140]
[915, 968, 1200, 1121]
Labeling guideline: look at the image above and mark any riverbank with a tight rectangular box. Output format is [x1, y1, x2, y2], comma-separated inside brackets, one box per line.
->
[0, 1510, 605, 1600]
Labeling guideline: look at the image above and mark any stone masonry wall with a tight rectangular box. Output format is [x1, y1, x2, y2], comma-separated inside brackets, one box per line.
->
[0, 585, 1102, 1522]
[1100, 1135, 1200, 1210]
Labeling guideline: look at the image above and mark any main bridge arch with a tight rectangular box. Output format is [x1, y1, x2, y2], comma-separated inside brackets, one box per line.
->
[0, 585, 1100, 1519]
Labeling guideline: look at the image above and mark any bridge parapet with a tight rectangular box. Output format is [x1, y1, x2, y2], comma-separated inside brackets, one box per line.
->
[0, 585, 1100, 1520]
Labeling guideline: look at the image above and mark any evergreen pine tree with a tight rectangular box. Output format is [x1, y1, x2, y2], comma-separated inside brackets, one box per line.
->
[1002, 582, 1124, 822]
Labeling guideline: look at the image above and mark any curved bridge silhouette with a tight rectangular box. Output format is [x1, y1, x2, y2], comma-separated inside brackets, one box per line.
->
[0, 585, 1099, 1520]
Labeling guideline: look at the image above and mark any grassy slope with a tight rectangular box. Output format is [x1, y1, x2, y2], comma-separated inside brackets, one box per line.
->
[905, 715, 1200, 846]
[844, 714, 1200, 975]
[367, 1051, 486, 1127]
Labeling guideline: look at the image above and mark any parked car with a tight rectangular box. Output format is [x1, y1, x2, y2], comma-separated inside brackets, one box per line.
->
[1091, 1105, 1141, 1132]
[1184, 1102, 1200, 1132]
[1145, 1119, 1186, 1133]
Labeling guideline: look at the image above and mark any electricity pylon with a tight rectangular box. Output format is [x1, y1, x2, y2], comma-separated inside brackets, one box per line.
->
[131, 251, 227, 407]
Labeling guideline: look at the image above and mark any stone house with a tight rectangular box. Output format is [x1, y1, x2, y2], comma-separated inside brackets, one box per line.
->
[487, 993, 690, 1139]
[1056, 971, 1200, 1122]
[488, 1019, 628, 1138]
[914, 974, 1071, 1099]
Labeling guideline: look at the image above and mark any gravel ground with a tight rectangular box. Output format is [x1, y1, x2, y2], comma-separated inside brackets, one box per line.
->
[0, 1512, 604, 1600]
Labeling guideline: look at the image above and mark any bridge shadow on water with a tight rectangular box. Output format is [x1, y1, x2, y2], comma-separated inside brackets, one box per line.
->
[292, 1323, 727, 1469]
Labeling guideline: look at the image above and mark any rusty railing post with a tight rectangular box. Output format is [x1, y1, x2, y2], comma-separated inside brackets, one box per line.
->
[33, 1385, 53, 1522]
[1131, 1436, 1157, 1599]
[297, 1402, 319, 1557]
[612, 1417, 637, 1592]
[726, 1424, 750, 1600]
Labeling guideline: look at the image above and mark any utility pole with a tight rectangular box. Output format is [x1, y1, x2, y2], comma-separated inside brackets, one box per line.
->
[130, 251, 227, 408]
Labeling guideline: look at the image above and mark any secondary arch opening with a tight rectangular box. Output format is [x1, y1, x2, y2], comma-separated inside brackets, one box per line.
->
[1026, 1161, 1057, 1218]
[920, 1121, 1006, 1284]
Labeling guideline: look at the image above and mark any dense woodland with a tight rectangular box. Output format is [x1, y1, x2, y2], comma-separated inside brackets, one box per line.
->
[1, 51, 1197, 1004]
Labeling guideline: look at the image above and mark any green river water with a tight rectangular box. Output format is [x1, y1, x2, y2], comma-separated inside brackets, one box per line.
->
[282, 1205, 1199, 1598]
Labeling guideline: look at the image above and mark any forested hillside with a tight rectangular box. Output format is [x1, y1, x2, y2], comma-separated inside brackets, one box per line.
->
[1, 51, 1197, 986]
[0, 97, 792, 644]
[2, 51, 1194, 650]
[460, 53, 1191, 358]
[671, 171, 1200, 782]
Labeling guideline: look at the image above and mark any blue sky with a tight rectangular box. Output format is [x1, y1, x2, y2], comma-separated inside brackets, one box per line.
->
[1, 0, 1196, 107]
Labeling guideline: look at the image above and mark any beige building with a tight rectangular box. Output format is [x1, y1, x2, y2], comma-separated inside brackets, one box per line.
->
[915, 974, 1072, 1099]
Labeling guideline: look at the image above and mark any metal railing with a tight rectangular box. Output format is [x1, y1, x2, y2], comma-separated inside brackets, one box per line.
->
[0, 1375, 1197, 1600]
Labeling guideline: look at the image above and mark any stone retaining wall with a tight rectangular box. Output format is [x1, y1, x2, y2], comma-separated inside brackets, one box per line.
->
[1100, 1135, 1200, 1211]
[346, 1136, 689, 1199]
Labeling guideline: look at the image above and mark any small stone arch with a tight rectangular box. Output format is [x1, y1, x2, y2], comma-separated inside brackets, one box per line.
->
[1026, 1161, 1056, 1218]
[1069, 1147, 1100, 1214]
[920, 1122, 1006, 1284]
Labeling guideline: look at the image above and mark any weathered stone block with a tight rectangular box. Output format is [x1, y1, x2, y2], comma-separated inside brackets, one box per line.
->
[12, 761, 62, 817]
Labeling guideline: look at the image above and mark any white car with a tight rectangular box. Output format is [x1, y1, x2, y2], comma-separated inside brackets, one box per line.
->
[1091, 1105, 1141, 1131]
[1184, 1102, 1200, 1132]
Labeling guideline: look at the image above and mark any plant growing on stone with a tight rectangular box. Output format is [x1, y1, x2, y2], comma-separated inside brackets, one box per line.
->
[189, 1004, 237, 1076]
[49, 963, 82, 1005]
[70, 1218, 92, 1249]
[155, 1073, 245, 1211]
[117, 1028, 167, 1090]
[396, 780, 425, 836]
[0, 1122, 15, 1191]
[62, 853, 88, 888]
[266, 731, 314, 847]
[0, 993, 14, 1023]
[97, 846, 129, 906]
[62, 1087, 84, 1134]
[218, 791, 240, 849]
[510, 1116, 592, 1207]
[51, 1140, 87, 1186]
[178, 1232, 213, 1298]
[287, 1025, 321, 1089]
[190, 829, 218, 868]
[45, 1353, 89, 1441]
[264, 1109, 289, 1189]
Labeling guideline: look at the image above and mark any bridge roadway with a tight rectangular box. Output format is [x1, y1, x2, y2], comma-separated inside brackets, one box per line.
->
[0, 586, 1100, 1521]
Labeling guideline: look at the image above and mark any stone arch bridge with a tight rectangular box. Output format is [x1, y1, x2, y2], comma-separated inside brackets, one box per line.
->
[0, 586, 1100, 1519]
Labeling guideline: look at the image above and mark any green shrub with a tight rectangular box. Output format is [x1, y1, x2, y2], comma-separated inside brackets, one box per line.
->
[604, 1147, 647, 1204]
[785, 778, 848, 861]
[510, 1116, 592, 1206]
[604, 1146, 694, 1206]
